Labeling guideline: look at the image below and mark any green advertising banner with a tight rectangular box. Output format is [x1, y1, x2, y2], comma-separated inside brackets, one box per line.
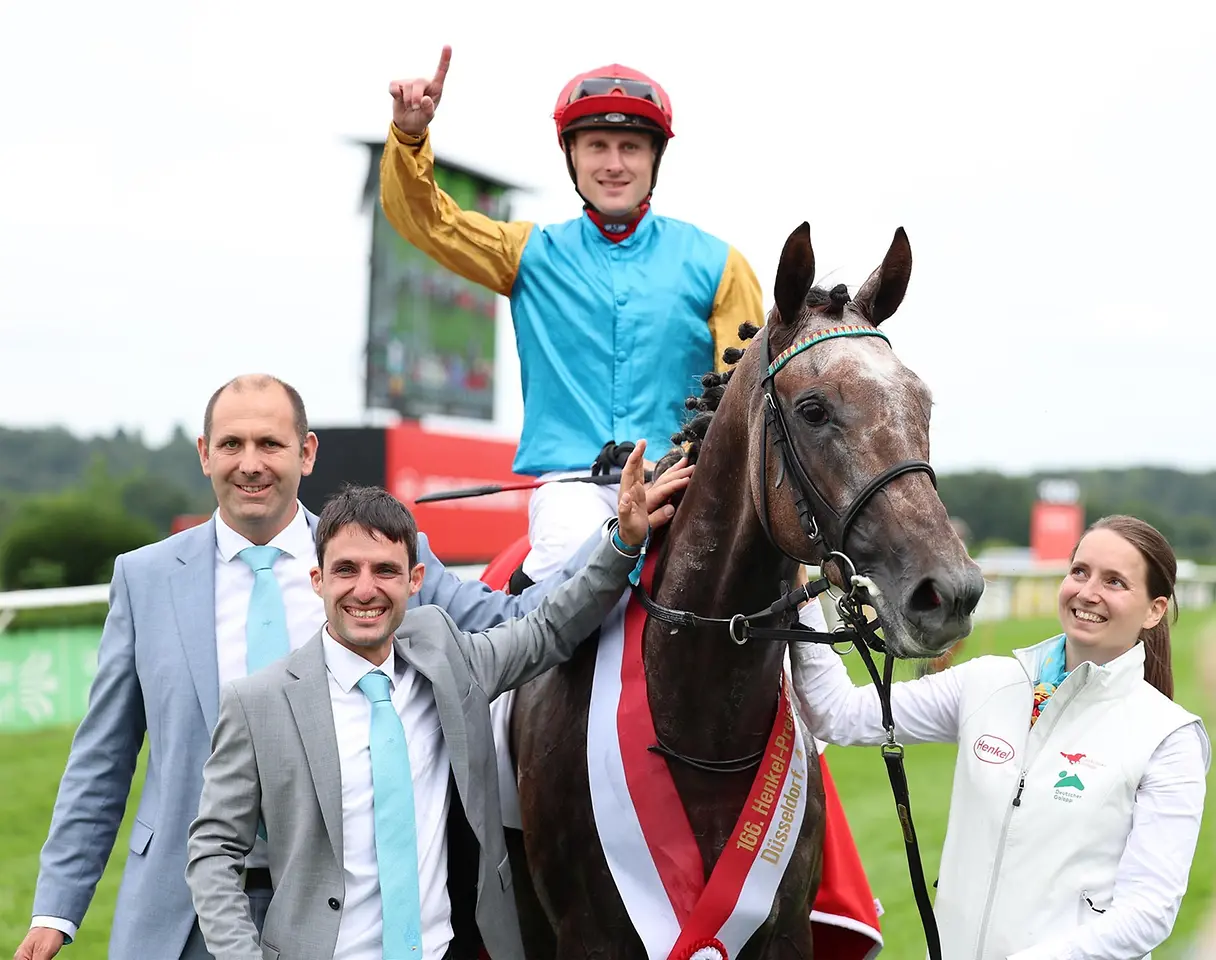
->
[363, 146, 517, 422]
[0, 629, 100, 732]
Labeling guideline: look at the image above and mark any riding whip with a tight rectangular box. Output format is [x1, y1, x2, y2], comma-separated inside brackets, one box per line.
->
[414, 439, 652, 504]
[413, 471, 651, 504]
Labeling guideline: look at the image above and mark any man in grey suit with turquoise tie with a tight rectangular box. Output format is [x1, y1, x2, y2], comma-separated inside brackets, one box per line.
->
[185, 446, 658, 959]
[16, 373, 689, 960]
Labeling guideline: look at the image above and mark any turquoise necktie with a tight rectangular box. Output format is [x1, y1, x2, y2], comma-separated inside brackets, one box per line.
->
[236, 545, 289, 675]
[357, 669, 423, 958]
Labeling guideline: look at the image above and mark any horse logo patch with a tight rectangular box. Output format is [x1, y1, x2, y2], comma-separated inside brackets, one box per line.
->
[1059, 750, 1104, 771]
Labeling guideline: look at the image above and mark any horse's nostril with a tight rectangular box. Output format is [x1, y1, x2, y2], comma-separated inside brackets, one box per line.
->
[909, 579, 944, 613]
[962, 569, 985, 616]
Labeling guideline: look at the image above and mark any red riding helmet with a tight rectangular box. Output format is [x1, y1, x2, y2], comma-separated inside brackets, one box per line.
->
[552, 64, 675, 200]
[553, 64, 675, 146]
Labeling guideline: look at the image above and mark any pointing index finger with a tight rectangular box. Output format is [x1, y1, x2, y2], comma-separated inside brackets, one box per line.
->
[432, 45, 452, 88]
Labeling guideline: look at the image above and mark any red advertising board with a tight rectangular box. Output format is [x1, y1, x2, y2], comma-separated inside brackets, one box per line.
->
[385, 420, 532, 563]
[171, 514, 210, 534]
[1030, 501, 1084, 563]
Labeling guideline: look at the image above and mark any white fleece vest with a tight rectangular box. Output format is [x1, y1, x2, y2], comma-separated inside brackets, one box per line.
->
[933, 638, 1203, 960]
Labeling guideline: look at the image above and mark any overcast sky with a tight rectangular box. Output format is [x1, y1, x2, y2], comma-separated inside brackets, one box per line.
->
[1, 1, 1212, 476]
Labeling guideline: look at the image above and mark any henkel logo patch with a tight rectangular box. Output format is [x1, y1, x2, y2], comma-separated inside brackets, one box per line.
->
[973, 734, 1015, 764]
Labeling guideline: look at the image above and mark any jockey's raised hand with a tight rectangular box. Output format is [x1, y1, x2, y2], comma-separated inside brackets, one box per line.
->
[616, 440, 652, 547]
[389, 45, 451, 137]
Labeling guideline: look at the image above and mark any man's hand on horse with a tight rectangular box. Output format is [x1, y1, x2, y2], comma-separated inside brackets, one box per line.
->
[645, 456, 692, 527]
[13, 927, 65, 960]
[618, 440, 690, 546]
[616, 440, 651, 547]
[390, 45, 452, 137]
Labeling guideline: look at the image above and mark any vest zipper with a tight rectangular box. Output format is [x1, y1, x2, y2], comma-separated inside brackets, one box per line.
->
[974, 668, 1088, 957]
[972, 770, 1025, 956]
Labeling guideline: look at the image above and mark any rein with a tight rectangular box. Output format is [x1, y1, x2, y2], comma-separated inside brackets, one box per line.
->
[630, 318, 944, 960]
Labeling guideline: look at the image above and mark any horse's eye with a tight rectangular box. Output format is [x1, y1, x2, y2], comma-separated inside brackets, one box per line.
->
[799, 401, 829, 425]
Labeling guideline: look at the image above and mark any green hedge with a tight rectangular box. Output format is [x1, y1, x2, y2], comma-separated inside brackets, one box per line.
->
[0, 496, 156, 590]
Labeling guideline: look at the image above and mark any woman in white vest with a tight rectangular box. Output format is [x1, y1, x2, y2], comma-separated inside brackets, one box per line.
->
[791, 515, 1210, 959]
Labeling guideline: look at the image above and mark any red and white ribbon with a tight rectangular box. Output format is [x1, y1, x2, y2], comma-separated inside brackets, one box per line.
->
[587, 563, 809, 960]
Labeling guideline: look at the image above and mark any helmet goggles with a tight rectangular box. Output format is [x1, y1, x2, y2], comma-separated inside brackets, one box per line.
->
[567, 76, 664, 108]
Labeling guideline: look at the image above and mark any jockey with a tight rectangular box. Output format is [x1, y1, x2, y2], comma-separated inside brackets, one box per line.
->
[386, 58, 870, 955]
[381, 47, 760, 581]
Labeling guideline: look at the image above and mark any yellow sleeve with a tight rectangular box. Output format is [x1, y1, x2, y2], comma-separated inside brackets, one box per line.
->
[709, 245, 762, 372]
[379, 124, 534, 298]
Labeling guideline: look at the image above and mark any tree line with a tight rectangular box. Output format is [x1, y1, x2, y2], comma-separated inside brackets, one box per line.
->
[938, 468, 1216, 560]
[1, 425, 1214, 596]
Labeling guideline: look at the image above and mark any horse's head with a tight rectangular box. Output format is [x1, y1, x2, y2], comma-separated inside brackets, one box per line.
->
[742, 221, 983, 658]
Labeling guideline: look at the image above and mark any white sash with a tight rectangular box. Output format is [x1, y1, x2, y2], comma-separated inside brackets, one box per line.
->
[587, 580, 810, 960]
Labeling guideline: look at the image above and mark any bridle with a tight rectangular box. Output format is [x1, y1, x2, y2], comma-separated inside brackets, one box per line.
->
[630, 317, 944, 960]
[635, 318, 938, 656]
[756, 322, 936, 568]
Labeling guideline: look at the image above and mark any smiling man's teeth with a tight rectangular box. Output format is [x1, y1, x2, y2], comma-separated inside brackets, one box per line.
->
[348, 609, 385, 619]
[238, 484, 268, 493]
[1074, 609, 1106, 623]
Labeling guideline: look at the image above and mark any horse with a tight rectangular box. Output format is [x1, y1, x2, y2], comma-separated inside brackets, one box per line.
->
[502, 221, 985, 959]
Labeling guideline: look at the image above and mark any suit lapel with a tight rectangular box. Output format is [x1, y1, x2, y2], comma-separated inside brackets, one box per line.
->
[284, 634, 344, 866]
[170, 520, 221, 732]
[173, 507, 320, 733]
[394, 627, 471, 805]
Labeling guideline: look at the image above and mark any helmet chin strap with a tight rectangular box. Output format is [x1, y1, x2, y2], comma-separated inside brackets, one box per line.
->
[578, 190, 651, 219]
[583, 199, 650, 240]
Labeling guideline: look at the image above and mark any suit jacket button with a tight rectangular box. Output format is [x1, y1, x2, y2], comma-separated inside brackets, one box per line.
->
[328, 897, 340, 910]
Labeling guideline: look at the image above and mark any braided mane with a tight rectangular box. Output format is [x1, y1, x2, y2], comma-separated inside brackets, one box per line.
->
[668, 321, 758, 464]
[663, 282, 852, 467]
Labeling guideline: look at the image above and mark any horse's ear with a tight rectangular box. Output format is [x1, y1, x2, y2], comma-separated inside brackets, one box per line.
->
[773, 221, 816, 326]
[853, 227, 912, 325]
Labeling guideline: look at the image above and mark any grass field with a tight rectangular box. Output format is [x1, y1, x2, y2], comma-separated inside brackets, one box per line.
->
[1, 614, 1212, 958]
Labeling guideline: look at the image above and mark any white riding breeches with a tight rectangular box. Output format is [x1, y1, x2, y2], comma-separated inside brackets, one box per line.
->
[520, 470, 620, 582]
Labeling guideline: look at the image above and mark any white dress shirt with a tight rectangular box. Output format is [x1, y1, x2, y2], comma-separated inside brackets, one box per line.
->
[214, 503, 326, 690]
[323, 630, 453, 960]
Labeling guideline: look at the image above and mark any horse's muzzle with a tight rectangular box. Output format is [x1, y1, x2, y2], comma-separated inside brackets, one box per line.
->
[900, 562, 985, 650]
